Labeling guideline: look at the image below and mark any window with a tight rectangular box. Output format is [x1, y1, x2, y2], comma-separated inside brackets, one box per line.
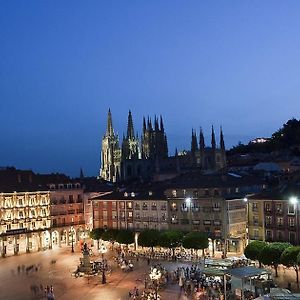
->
[32, 222, 36, 228]
[278, 231, 283, 241]
[235, 187, 239, 193]
[135, 203, 140, 210]
[254, 229, 259, 239]
[265, 216, 272, 225]
[252, 202, 258, 211]
[265, 203, 271, 212]
[288, 218, 295, 227]
[288, 204, 295, 215]
[112, 202, 117, 210]
[277, 217, 283, 226]
[161, 213, 166, 221]
[276, 203, 283, 213]
[214, 220, 221, 226]
[120, 202, 125, 209]
[253, 216, 259, 226]
[20, 223, 23, 228]
[151, 202, 157, 210]
[112, 211, 117, 219]
[142, 203, 148, 210]
[7, 224, 11, 230]
[18, 198, 23, 206]
[128, 211, 133, 218]
[172, 190, 177, 197]
[203, 220, 211, 225]
[103, 211, 108, 219]
[68, 195, 74, 202]
[193, 190, 199, 197]
[103, 201, 107, 209]
[127, 202, 132, 209]
[19, 211, 24, 218]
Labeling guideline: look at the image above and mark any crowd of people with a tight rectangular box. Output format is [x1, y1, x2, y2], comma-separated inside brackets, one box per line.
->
[115, 252, 134, 272]
[173, 265, 227, 300]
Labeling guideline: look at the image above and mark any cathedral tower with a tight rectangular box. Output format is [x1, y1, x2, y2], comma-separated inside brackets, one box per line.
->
[100, 109, 121, 182]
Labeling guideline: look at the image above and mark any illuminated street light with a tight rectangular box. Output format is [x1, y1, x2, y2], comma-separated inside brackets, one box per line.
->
[185, 197, 192, 231]
[290, 196, 298, 205]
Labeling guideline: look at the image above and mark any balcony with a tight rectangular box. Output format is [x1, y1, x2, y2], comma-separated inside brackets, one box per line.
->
[161, 206, 167, 211]
[151, 206, 157, 211]
[142, 207, 148, 211]
[212, 207, 221, 212]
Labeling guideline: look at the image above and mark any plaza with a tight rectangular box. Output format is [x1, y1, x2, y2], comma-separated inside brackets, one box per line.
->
[0, 242, 299, 300]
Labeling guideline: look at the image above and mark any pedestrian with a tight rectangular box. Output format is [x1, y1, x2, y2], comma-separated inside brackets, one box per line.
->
[17, 265, 20, 275]
[147, 257, 150, 265]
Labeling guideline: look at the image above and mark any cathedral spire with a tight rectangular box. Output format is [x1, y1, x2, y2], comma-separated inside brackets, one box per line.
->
[220, 126, 225, 151]
[191, 129, 198, 153]
[154, 115, 159, 131]
[199, 127, 205, 151]
[106, 108, 114, 136]
[143, 117, 146, 133]
[126, 110, 134, 139]
[160, 115, 164, 132]
[211, 125, 216, 150]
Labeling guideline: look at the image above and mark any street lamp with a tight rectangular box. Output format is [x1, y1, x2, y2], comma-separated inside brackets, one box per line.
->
[289, 197, 298, 244]
[70, 227, 75, 253]
[99, 243, 107, 284]
[185, 197, 192, 231]
[149, 267, 162, 300]
[243, 198, 250, 245]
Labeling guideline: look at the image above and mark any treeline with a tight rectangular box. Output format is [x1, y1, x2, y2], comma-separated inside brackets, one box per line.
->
[228, 118, 300, 156]
[90, 228, 208, 255]
[245, 241, 300, 283]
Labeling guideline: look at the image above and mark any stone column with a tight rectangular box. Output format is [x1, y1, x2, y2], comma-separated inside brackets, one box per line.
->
[49, 231, 52, 249]
[26, 234, 30, 253]
[38, 233, 42, 251]
[58, 231, 62, 247]
[14, 236, 18, 255]
[1, 239, 5, 257]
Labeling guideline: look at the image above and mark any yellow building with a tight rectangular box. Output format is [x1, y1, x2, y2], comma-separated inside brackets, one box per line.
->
[0, 191, 51, 256]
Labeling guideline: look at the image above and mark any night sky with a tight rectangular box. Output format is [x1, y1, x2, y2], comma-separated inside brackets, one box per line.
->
[1, 1, 300, 177]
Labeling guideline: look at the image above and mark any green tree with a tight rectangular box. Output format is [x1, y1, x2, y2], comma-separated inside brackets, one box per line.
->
[259, 242, 290, 277]
[102, 228, 118, 242]
[159, 230, 184, 257]
[182, 232, 208, 256]
[138, 229, 160, 252]
[89, 228, 103, 248]
[281, 246, 300, 283]
[115, 229, 135, 246]
[244, 241, 267, 267]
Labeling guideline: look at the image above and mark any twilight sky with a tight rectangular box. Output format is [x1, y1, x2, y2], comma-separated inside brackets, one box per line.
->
[1, 1, 300, 177]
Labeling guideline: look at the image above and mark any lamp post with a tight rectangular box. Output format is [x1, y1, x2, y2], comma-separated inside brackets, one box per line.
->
[289, 197, 298, 244]
[243, 198, 250, 246]
[99, 243, 107, 284]
[185, 197, 192, 231]
[149, 267, 162, 300]
[70, 227, 74, 253]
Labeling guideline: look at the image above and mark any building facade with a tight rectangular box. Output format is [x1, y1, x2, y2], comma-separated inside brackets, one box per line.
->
[248, 184, 300, 244]
[0, 191, 51, 257]
[91, 189, 169, 232]
[49, 182, 85, 249]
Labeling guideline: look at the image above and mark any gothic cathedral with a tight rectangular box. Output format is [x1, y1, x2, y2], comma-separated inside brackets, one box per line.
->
[100, 110, 226, 182]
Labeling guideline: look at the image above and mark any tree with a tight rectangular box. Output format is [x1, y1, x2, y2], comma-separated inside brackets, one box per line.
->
[182, 232, 208, 256]
[244, 241, 267, 267]
[159, 230, 184, 257]
[102, 229, 118, 242]
[115, 229, 134, 246]
[281, 246, 300, 284]
[89, 228, 103, 248]
[138, 229, 160, 252]
[259, 242, 290, 277]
